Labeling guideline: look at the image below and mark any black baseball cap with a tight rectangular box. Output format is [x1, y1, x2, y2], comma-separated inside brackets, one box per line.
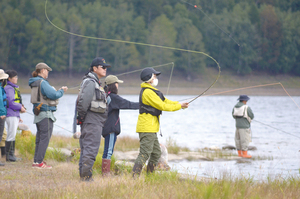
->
[90, 57, 111, 68]
[140, 67, 161, 82]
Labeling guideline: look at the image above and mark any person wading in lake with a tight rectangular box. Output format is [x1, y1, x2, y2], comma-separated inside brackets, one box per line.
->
[101, 75, 139, 176]
[29, 63, 68, 169]
[232, 95, 254, 158]
[132, 67, 189, 177]
[76, 57, 110, 181]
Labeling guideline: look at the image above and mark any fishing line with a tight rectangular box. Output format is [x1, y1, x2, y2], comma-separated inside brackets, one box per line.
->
[45, 0, 221, 97]
[67, 62, 175, 92]
[253, 120, 300, 139]
[179, 82, 300, 111]
[181, 0, 240, 47]
[25, 111, 73, 134]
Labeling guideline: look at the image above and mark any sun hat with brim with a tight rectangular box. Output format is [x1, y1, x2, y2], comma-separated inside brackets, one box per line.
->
[36, 63, 52, 71]
[237, 95, 250, 101]
[0, 69, 9, 80]
[140, 67, 161, 82]
[105, 75, 124, 85]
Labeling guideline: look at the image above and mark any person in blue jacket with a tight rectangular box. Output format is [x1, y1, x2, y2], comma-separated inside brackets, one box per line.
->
[0, 69, 8, 166]
[101, 75, 139, 176]
[28, 63, 68, 169]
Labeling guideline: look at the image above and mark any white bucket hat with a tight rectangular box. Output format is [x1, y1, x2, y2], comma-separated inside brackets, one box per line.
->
[0, 69, 9, 80]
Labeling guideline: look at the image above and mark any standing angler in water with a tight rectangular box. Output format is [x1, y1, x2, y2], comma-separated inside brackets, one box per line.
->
[232, 95, 254, 158]
[132, 67, 189, 177]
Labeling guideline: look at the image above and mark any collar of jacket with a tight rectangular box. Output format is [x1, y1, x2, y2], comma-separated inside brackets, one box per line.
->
[85, 72, 101, 85]
[140, 82, 157, 90]
[7, 80, 19, 88]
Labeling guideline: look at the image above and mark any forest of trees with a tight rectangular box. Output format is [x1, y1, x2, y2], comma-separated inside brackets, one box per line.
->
[0, 0, 300, 78]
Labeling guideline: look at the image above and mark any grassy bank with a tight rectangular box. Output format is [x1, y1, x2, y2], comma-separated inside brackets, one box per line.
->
[18, 68, 300, 95]
[1, 132, 299, 198]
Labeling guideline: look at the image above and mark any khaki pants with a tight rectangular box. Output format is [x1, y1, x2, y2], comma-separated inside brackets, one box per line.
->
[135, 133, 162, 166]
[235, 128, 251, 151]
[0, 128, 7, 147]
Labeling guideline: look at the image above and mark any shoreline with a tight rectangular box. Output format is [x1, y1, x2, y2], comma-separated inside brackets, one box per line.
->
[17, 86, 300, 96]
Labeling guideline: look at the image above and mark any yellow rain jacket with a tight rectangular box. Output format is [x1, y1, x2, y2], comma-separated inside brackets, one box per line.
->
[136, 82, 181, 133]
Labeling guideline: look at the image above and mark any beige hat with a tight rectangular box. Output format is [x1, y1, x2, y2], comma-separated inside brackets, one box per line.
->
[105, 75, 123, 85]
[0, 69, 9, 80]
[36, 63, 52, 71]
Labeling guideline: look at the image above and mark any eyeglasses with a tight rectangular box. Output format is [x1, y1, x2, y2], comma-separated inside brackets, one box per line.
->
[99, 65, 107, 70]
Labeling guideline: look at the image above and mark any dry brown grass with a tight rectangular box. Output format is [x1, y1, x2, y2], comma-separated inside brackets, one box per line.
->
[114, 136, 140, 151]
[1, 159, 300, 199]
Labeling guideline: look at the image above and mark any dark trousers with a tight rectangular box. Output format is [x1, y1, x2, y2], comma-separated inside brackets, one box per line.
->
[79, 123, 102, 179]
[34, 118, 53, 164]
[0, 118, 5, 143]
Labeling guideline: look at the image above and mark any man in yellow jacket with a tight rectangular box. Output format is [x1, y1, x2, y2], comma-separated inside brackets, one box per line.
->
[132, 67, 189, 177]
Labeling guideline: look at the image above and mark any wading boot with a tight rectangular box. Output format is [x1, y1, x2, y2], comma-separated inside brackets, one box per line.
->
[102, 159, 111, 177]
[132, 163, 143, 178]
[146, 162, 155, 174]
[1, 146, 6, 158]
[238, 150, 242, 157]
[6, 141, 21, 162]
[241, 151, 252, 158]
[5, 141, 16, 162]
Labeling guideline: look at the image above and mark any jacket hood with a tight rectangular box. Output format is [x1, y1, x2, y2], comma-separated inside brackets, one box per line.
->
[28, 76, 45, 86]
[140, 82, 157, 90]
[84, 72, 101, 83]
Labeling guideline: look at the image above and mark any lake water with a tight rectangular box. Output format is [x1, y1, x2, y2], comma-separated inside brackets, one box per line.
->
[20, 94, 300, 181]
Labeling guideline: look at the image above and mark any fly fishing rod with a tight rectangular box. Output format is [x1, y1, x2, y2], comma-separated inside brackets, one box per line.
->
[25, 111, 73, 134]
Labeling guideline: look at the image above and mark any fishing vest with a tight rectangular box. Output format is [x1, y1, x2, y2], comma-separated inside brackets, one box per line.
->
[13, 87, 22, 104]
[80, 78, 107, 113]
[139, 87, 165, 116]
[233, 105, 252, 123]
[30, 79, 59, 106]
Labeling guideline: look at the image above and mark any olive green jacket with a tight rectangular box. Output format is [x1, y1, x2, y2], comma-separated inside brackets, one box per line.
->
[232, 102, 254, 129]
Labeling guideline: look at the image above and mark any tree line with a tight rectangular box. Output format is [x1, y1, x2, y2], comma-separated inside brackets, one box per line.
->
[1, 0, 300, 78]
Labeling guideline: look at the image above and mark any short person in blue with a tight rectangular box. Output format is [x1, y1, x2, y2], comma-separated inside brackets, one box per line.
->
[102, 75, 139, 176]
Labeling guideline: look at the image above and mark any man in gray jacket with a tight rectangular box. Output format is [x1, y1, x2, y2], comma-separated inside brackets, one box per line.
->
[76, 57, 110, 181]
[232, 95, 254, 158]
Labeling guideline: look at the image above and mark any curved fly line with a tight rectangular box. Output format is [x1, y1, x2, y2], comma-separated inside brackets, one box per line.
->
[44, 0, 221, 102]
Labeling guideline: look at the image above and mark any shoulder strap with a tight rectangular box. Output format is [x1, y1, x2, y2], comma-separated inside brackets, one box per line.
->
[37, 79, 44, 102]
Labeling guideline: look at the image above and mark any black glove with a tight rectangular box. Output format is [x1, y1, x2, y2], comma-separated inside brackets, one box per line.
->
[76, 115, 85, 125]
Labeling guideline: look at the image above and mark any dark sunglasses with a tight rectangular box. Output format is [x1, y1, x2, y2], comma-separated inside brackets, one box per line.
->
[99, 65, 107, 70]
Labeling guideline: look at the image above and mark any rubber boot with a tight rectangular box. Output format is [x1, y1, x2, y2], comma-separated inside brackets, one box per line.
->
[146, 162, 155, 174]
[237, 150, 242, 157]
[102, 159, 111, 177]
[5, 141, 16, 162]
[0, 147, 5, 166]
[132, 163, 143, 178]
[241, 151, 252, 158]
[1, 146, 6, 158]
[6, 141, 21, 162]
